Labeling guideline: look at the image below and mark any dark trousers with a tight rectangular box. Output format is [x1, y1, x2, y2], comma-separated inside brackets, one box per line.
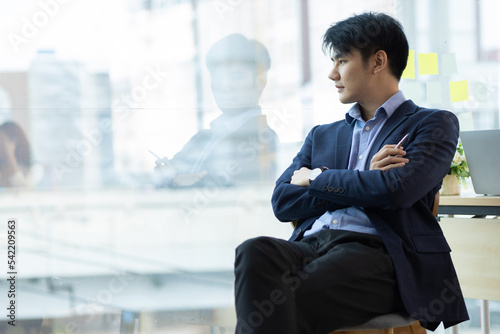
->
[234, 229, 404, 334]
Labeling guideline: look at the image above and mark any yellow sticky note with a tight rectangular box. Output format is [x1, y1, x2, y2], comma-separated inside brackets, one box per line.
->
[402, 49, 415, 79]
[418, 53, 439, 75]
[450, 80, 469, 103]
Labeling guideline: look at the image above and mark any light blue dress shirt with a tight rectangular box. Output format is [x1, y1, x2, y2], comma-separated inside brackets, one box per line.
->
[304, 91, 407, 237]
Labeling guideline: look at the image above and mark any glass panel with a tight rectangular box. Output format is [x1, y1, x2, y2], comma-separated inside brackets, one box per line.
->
[0, 0, 498, 332]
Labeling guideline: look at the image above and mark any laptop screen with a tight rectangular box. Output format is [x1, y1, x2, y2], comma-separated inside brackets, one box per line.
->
[460, 130, 500, 195]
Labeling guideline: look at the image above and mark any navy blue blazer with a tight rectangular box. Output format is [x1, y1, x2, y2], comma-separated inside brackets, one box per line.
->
[271, 100, 469, 330]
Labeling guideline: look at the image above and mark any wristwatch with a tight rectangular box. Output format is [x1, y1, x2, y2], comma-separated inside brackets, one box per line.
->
[309, 167, 328, 184]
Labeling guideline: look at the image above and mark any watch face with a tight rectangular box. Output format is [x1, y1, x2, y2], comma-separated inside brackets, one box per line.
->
[309, 168, 322, 181]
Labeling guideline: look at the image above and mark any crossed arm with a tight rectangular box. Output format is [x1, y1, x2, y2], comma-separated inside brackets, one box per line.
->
[290, 144, 409, 187]
[272, 111, 459, 223]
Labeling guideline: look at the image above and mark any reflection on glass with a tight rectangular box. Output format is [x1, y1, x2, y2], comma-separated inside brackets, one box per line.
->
[0, 1, 498, 333]
[154, 34, 278, 188]
[0, 121, 31, 187]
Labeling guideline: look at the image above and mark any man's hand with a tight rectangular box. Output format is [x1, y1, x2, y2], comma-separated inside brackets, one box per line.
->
[370, 144, 409, 171]
[153, 157, 176, 182]
[291, 167, 312, 187]
[172, 171, 208, 187]
[153, 154, 208, 187]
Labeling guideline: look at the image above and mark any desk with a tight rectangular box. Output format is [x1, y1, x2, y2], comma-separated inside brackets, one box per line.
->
[438, 195, 500, 334]
[438, 195, 500, 216]
[438, 195, 500, 301]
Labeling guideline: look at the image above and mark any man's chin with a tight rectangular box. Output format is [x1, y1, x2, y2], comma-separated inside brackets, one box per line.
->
[338, 95, 354, 105]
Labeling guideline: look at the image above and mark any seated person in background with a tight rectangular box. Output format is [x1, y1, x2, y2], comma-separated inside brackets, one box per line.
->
[233, 12, 469, 334]
[0, 121, 31, 187]
[154, 34, 278, 188]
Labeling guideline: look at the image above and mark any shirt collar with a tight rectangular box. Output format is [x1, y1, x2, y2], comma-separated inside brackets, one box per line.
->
[345, 90, 406, 124]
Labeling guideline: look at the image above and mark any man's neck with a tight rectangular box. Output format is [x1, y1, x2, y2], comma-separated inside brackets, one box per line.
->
[359, 87, 399, 121]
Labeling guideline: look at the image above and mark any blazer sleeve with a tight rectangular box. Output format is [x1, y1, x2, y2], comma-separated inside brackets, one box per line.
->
[308, 109, 459, 210]
[271, 126, 346, 222]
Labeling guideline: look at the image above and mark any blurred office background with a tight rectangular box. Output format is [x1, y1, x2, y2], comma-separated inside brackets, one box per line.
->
[0, 0, 498, 333]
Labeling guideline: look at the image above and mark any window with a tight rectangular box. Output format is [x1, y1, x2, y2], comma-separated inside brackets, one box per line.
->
[0, 0, 498, 332]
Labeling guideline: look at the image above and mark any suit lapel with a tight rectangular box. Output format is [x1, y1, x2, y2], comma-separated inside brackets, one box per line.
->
[368, 100, 419, 162]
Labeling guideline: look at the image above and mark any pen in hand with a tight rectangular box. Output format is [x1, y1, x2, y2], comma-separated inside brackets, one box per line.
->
[390, 133, 409, 158]
[395, 133, 409, 150]
[149, 150, 167, 167]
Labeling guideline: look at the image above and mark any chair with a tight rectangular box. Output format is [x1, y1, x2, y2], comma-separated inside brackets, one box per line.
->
[291, 193, 440, 334]
[332, 312, 424, 334]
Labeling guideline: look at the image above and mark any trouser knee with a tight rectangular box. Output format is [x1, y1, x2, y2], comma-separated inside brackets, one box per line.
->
[235, 236, 278, 276]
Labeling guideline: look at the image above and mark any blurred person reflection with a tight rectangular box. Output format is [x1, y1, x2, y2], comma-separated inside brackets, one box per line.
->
[0, 121, 31, 187]
[154, 34, 278, 188]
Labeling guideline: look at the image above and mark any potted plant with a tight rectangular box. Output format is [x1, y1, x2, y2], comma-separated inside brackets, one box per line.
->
[441, 141, 470, 195]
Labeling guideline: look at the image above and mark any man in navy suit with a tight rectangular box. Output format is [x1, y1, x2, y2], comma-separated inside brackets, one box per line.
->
[234, 12, 469, 334]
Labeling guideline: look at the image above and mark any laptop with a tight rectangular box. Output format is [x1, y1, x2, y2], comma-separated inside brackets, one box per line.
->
[460, 129, 500, 195]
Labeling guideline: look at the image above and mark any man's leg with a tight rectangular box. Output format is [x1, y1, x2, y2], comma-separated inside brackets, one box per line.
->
[294, 230, 404, 333]
[234, 235, 316, 334]
[234, 230, 404, 334]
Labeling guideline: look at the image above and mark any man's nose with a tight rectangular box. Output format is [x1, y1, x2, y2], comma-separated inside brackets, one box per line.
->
[328, 66, 339, 81]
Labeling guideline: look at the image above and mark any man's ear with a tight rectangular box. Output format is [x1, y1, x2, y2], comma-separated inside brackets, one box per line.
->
[256, 72, 267, 91]
[373, 50, 388, 74]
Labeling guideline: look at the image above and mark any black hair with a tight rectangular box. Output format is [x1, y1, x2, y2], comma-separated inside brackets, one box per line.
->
[322, 12, 409, 80]
[205, 34, 271, 73]
[0, 121, 31, 170]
